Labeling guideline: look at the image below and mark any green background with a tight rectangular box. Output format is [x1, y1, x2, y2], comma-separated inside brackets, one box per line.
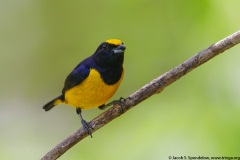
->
[1, 0, 240, 159]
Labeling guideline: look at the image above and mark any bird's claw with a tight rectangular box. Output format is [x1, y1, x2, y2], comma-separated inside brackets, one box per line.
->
[81, 119, 93, 138]
[99, 97, 126, 110]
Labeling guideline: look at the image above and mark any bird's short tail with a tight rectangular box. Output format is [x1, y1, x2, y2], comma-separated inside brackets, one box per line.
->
[43, 95, 65, 111]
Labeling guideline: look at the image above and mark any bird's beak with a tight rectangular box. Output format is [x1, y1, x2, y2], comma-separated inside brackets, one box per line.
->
[112, 44, 126, 54]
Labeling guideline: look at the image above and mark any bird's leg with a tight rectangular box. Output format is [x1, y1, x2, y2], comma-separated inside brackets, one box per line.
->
[99, 97, 126, 111]
[76, 108, 93, 138]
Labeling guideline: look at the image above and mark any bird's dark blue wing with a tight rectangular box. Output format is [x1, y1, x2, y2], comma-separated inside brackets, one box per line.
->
[62, 63, 90, 93]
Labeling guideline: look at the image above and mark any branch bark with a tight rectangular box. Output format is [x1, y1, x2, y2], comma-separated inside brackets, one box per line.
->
[41, 30, 240, 160]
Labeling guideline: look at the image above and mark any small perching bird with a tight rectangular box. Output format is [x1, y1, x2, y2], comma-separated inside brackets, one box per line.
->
[43, 39, 126, 136]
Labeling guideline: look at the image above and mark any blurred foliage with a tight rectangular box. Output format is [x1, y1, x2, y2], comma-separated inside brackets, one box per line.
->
[1, 0, 240, 159]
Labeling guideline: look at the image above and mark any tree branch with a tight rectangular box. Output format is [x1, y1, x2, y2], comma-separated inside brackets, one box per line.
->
[41, 30, 240, 160]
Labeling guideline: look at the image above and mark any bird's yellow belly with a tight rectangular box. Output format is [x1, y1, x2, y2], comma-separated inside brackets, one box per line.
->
[64, 69, 124, 109]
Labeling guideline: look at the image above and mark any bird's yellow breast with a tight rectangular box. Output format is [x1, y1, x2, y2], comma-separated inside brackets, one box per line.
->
[64, 68, 124, 109]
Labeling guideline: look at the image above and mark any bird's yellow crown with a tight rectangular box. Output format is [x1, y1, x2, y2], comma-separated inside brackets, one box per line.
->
[105, 39, 123, 45]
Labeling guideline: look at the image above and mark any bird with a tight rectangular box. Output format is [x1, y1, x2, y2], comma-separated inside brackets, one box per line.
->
[43, 39, 126, 137]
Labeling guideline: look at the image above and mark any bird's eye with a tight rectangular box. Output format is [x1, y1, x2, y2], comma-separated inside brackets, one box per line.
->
[102, 44, 107, 50]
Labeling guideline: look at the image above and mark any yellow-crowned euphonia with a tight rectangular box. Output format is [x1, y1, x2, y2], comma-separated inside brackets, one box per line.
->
[43, 39, 126, 136]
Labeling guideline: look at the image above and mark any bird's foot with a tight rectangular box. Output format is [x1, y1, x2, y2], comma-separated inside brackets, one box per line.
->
[76, 108, 93, 138]
[81, 119, 93, 138]
[99, 97, 126, 111]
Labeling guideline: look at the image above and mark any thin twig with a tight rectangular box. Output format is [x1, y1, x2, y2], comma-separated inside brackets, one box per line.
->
[41, 30, 240, 160]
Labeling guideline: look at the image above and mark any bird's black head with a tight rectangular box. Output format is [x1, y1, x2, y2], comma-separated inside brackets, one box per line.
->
[93, 39, 126, 67]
